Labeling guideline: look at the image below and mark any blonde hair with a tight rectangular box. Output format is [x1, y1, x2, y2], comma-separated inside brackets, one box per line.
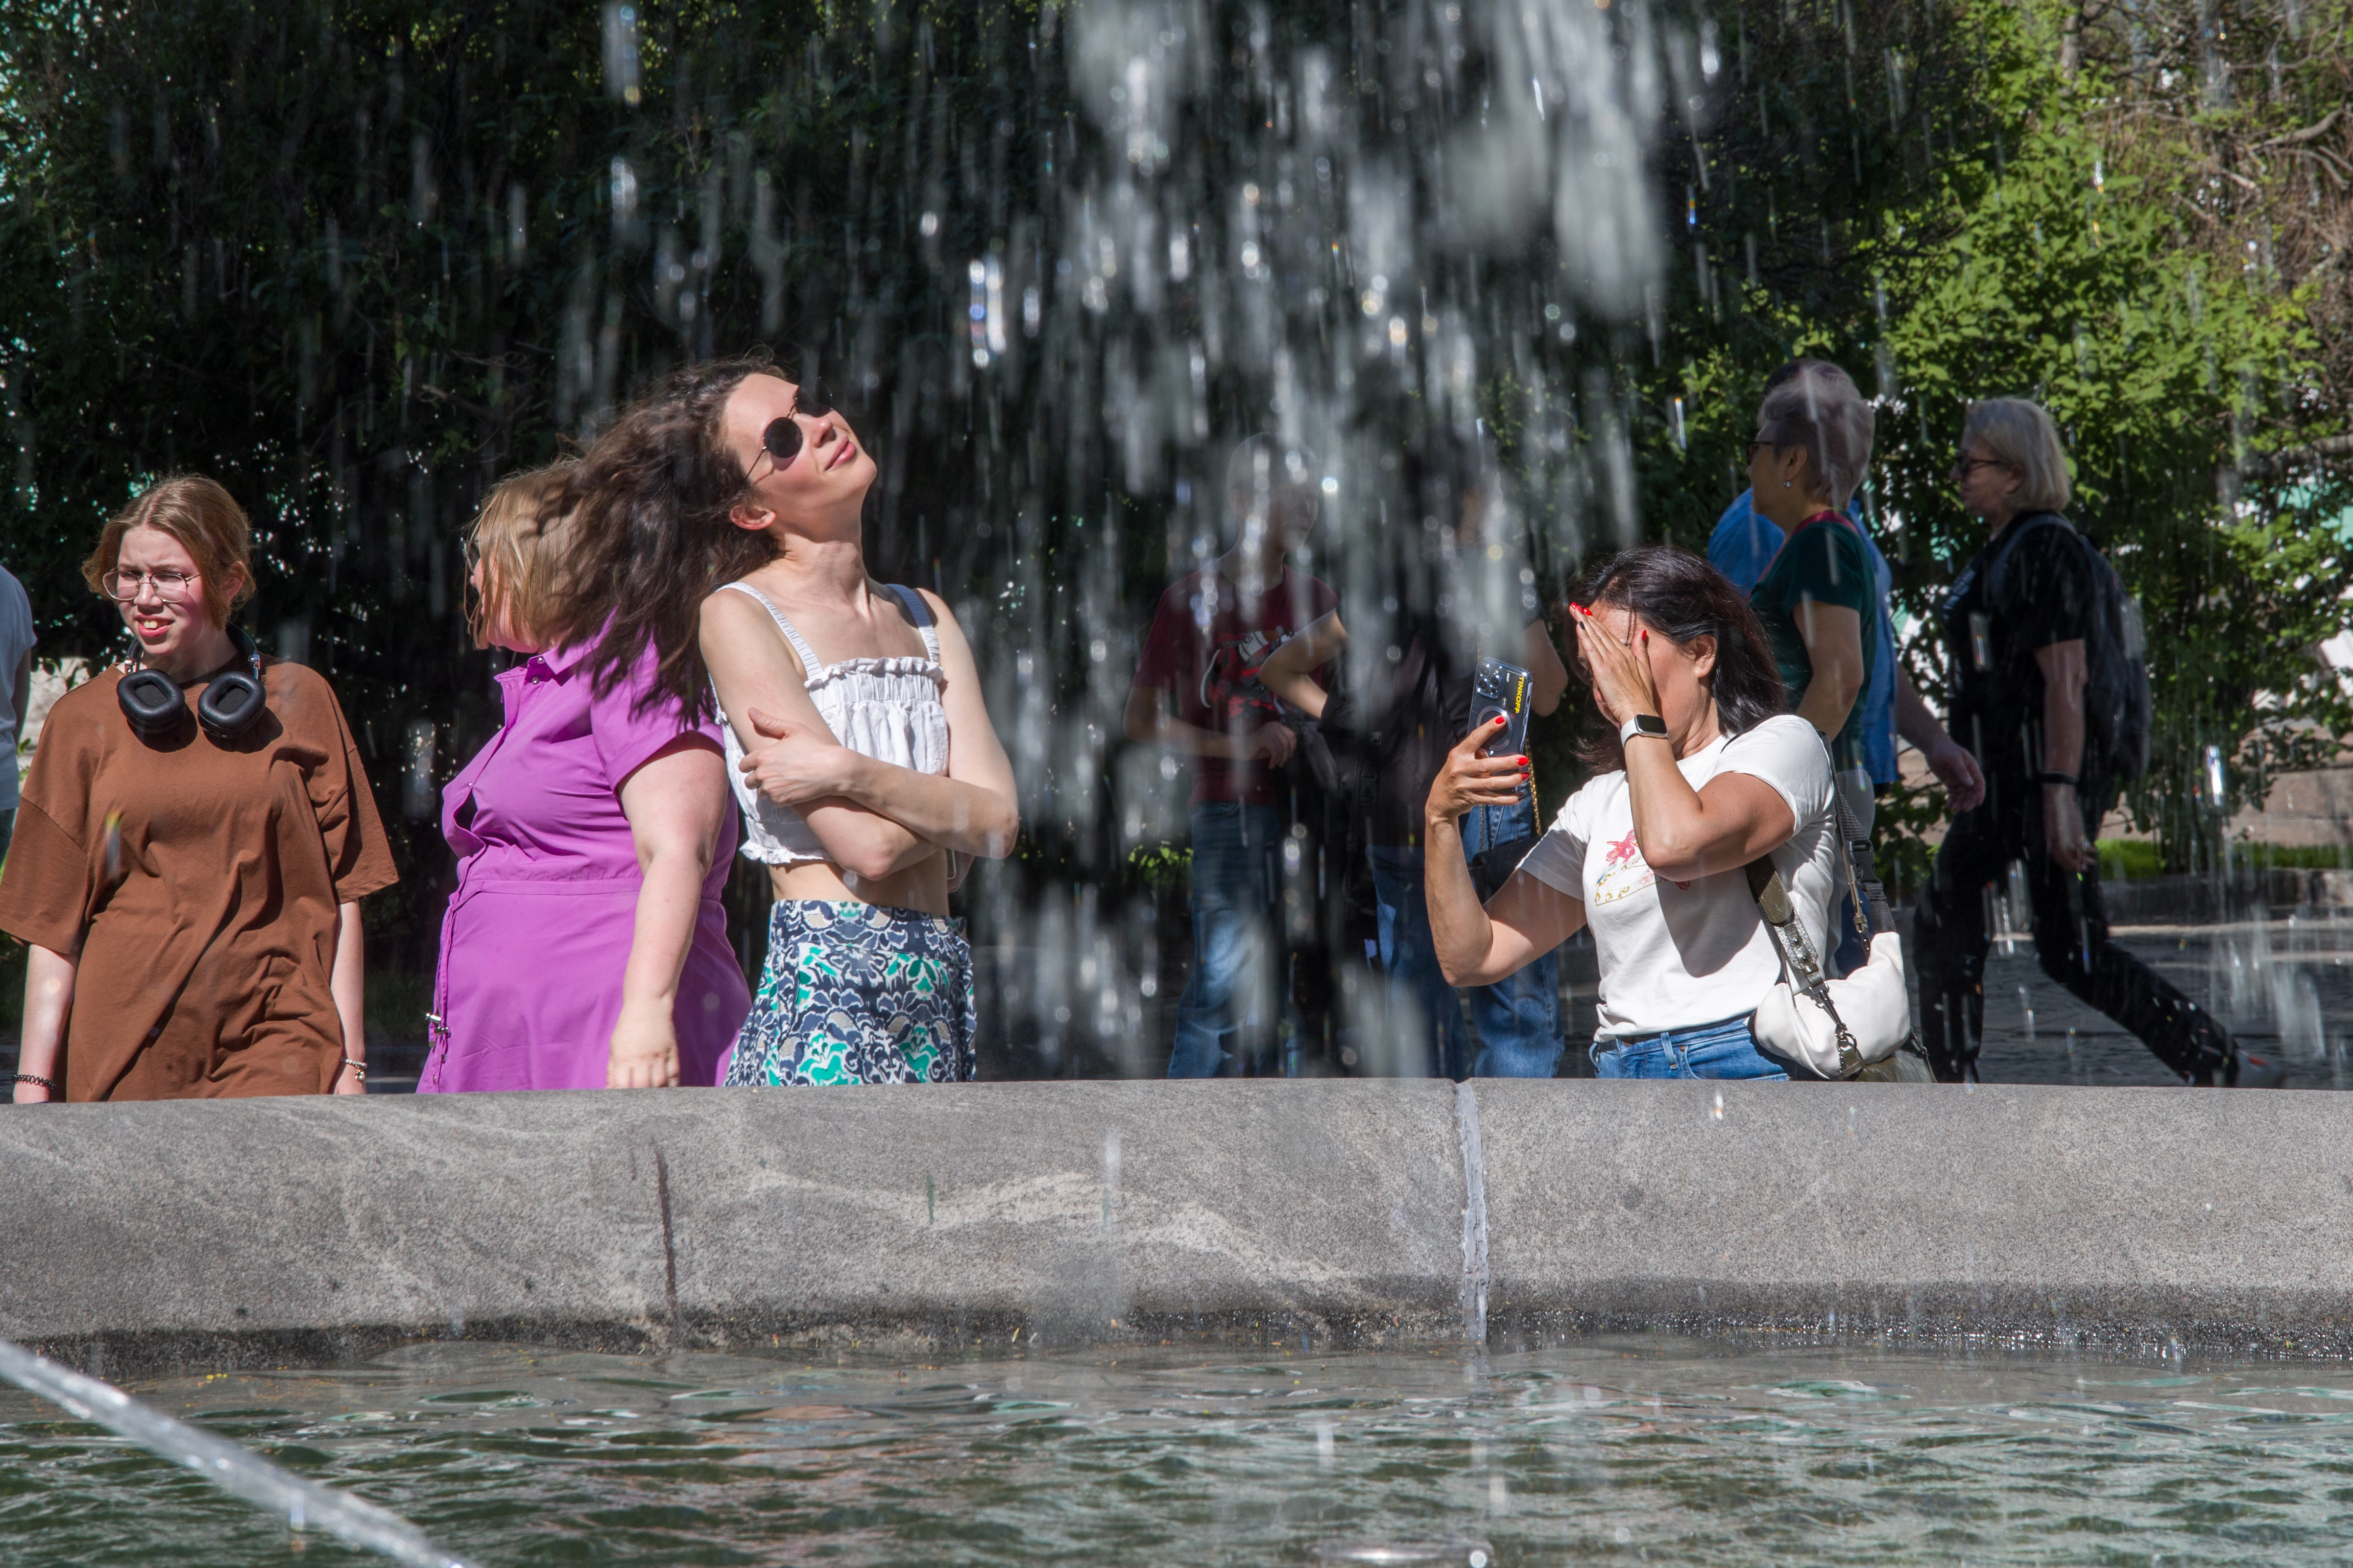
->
[1755, 360, 1875, 509]
[466, 462, 578, 650]
[1961, 398, 2072, 512]
[83, 475, 255, 626]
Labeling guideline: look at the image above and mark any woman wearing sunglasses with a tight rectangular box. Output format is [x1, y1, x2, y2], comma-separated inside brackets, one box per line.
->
[1, 475, 396, 1101]
[546, 353, 1017, 1086]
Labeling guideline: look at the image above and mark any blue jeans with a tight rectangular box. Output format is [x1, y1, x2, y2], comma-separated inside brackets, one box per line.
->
[1366, 799, 1564, 1081]
[1591, 1015, 1790, 1080]
[1168, 804, 1286, 1078]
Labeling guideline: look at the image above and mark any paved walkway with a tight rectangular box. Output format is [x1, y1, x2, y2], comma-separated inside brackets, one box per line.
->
[1539, 910, 2353, 1088]
[1964, 915, 2353, 1088]
[11, 915, 2349, 1092]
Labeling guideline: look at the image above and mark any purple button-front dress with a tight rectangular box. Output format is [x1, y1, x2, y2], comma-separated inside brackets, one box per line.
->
[421, 639, 753, 1092]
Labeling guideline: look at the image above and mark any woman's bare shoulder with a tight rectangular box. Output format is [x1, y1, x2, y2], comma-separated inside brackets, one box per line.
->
[700, 581, 787, 641]
[700, 582, 809, 691]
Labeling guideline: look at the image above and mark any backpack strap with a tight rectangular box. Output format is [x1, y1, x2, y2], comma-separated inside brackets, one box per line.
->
[1982, 511, 2072, 611]
[884, 583, 943, 663]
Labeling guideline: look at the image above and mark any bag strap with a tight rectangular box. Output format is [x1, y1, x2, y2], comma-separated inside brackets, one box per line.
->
[1794, 713, 1893, 944]
[1825, 777, 1902, 941]
[1982, 511, 2071, 610]
[1744, 855, 1862, 1077]
[1815, 736, 1930, 1075]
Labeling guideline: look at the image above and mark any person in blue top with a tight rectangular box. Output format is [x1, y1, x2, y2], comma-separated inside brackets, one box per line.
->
[1709, 361, 1985, 971]
[1709, 486, 1897, 783]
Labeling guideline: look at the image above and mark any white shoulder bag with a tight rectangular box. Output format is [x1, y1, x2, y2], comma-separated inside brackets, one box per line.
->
[1744, 756, 1934, 1083]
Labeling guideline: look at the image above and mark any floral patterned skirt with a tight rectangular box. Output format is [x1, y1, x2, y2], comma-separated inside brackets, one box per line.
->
[723, 900, 977, 1086]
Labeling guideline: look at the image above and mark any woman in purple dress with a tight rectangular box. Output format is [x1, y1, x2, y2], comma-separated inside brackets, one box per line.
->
[421, 465, 752, 1092]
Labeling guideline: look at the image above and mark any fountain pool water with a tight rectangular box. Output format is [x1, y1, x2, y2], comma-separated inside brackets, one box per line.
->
[7, 1338, 2353, 1565]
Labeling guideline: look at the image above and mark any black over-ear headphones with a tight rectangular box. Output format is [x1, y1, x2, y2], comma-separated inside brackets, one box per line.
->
[119, 624, 268, 744]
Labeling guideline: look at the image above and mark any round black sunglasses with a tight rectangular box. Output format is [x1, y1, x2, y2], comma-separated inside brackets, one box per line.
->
[760, 383, 836, 472]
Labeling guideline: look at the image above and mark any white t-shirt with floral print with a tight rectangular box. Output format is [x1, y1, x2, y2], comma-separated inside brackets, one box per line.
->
[1515, 714, 1838, 1041]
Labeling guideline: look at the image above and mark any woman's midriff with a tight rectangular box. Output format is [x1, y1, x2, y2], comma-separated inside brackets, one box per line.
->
[770, 852, 950, 917]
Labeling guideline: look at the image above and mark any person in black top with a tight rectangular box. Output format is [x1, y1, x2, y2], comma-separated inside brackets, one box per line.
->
[1259, 427, 1570, 1079]
[1915, 398, 2281, 1087]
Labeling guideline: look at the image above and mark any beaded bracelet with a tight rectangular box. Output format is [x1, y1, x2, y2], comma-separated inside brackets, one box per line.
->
[10, 1072, 57, 1093]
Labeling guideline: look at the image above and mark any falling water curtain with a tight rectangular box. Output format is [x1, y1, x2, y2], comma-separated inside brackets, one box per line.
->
[2, 0, 2345, 1054]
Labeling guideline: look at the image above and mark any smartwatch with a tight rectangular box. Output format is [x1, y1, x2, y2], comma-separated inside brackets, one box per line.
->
[1618, 713, 1669, 744]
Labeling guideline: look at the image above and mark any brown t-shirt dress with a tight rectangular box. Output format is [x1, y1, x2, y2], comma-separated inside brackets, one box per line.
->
[0, 658, 398, 1099]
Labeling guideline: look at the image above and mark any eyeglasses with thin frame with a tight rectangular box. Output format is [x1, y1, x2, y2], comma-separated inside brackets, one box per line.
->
[1952, 456, 2009, 479]
[753, 383, 839, 479]
[102, 568, 200, 603]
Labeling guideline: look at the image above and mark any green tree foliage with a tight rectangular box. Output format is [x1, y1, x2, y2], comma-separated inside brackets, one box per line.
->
[0, 0, 1627, 992]
[0, 0, 2344, 1006]
[1643, 0, 2350, 878]
[0, 0, 1117, 967]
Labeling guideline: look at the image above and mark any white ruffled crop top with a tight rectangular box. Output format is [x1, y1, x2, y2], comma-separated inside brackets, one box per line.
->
[714, 581, 951, 866]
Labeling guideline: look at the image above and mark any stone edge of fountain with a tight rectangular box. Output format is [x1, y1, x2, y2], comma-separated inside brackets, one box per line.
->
[3, 1078, 2348, 1378]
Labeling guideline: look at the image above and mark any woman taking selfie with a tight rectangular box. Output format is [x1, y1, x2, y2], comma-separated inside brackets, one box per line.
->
[552, 353, 1018, 1086]
[1422, 546, 1837, 1080]
[419, 464, 751, 1093]
[1, 476, 396, 1101]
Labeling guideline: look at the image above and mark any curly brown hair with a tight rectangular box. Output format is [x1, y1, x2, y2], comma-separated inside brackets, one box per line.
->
[537, 351, 784, 716]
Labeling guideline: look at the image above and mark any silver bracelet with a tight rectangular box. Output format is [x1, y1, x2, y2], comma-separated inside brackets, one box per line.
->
[339, 1057, 368, 1081]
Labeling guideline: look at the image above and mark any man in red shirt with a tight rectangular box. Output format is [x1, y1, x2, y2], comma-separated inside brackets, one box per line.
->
[1126, 436, 1337, 1076]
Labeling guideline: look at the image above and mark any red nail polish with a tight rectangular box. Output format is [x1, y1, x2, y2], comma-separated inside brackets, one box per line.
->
[1516, 756, 1529, 765]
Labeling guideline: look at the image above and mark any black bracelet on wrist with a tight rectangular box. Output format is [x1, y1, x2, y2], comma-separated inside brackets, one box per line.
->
[2037, 771, 2080, 787]
[10, 1072, 57, 1093]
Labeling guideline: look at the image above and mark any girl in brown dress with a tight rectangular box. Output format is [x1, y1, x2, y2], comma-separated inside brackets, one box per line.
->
[1, 476, 397, 1101]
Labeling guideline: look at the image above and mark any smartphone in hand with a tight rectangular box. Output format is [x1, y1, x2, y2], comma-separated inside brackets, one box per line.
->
[1470, 656, 1533, 805]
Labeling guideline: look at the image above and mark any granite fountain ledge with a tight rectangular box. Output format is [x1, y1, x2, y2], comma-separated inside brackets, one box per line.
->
[2, 1079, 2348, 1378]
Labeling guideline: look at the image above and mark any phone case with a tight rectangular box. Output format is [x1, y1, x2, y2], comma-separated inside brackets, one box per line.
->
[1470, 657, 1533, 804]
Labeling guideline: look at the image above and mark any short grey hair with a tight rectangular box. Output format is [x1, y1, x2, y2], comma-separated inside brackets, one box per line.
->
[1755, 360, 1875, 509]
[1961, 398, 2072, 512]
